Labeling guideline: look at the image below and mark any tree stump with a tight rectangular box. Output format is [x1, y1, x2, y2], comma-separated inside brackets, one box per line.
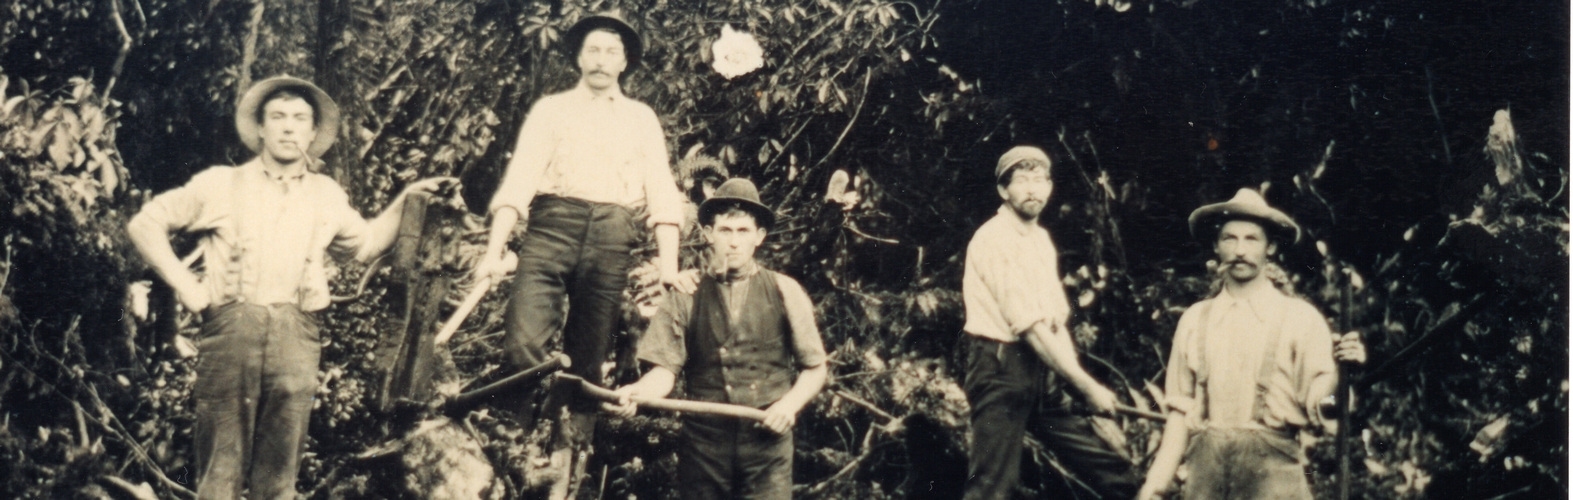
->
[374, 191, 466, 410]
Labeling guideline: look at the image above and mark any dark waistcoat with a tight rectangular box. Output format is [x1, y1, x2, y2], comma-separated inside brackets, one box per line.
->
[684, 270, 795, 408]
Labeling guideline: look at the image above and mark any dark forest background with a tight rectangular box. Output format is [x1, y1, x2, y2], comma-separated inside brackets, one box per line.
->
[0, 0, 1566, 498]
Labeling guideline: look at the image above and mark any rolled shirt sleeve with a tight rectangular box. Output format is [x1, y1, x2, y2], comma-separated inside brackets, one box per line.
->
[319, 183, 373, 262]
[639, 108, 683, 228]
[637, 292, 693, 375]
[961, 210, 1071, 342]
[1292, 302, 1338, 410]
[1163, 306, 1204, 422]
[133, 167, 230, 234]
[774, 274, 828, 369]
[488, 99, 557, 217]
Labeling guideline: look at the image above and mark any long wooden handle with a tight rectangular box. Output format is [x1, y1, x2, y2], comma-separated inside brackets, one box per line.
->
[566, 375, 770, 422]
[447, 354, 572, 409]
[435, 252, 518, 345]
[434, 278, 489, 345]
[1115, 403, 1165, 422]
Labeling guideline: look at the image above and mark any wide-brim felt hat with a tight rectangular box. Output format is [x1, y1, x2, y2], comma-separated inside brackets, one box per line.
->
[235, 76, 340, 158]
[699, 178, 775, 229]
[563, 13, 643, 71]
[1188, 188, 1302, 244]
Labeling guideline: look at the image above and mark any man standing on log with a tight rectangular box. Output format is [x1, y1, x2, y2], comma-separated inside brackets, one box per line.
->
[127, 76, 446, 500]
[469, 9, 689, 489]
[607, 178, 829, 500]
[1136, 188, 1366, 500]
[958, 146, 1141, 500]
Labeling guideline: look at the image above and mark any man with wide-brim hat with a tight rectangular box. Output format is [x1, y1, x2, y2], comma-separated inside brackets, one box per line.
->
[1138, 188, 1366, 500]
[607, 178, 827, 500]
[471, 7, 688, 496]
[128, 76, 449, 499]
[956, 145, 1142, 500]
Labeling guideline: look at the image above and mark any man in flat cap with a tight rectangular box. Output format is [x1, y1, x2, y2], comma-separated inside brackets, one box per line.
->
[1137, 188, 1366, 500]
[606, 178, 828, 500]
[958, 146, 1141, 500]
[127, 76, 447, 499]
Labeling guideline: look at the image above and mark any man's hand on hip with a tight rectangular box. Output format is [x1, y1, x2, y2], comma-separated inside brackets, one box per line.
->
[172, 274, 211, 314]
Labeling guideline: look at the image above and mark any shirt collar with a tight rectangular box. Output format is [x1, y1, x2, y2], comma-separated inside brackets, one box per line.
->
[714, 260, 759, 285]
[571, 81, 625, 104]
[248, 158, 307, 184]
[1212, 279, 1283, 325]
[996, 205, 1040, 236]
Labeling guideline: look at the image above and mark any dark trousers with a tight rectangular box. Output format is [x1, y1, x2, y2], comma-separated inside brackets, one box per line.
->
[192, 302, 321, 500]
[678, 414, 794, 500]
[1182, 427, 1313, 500]
[503, 195, 637, 414]
[959, 334, 1139, 500]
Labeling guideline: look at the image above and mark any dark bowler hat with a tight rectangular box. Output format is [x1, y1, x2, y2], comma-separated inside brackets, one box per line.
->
[699, 178, 775, 229]
[563, 12, 643, 71]
[1188, 188, 1302, 244]
[235, 76, 340, 157]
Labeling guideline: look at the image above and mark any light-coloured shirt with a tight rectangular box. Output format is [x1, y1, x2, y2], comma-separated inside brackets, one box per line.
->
[131, 159, 372, 311]
[489, 82, 683, 228]
[961, 205, 1072, 342]
[1164, 283, 1338, 431]
[637, 264, 828, 374]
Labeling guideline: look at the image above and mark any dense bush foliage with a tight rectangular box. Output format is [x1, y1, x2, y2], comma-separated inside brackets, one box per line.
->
[0, 0, 1565, 499]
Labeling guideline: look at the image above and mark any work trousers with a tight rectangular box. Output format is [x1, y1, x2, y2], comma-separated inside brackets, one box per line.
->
[191, 302, 321, 500]
[959, 334, 1140, 500]
[677, 414, 795, 500]
[1182, 427, 1314, 500]
[502, 195, 637, 414]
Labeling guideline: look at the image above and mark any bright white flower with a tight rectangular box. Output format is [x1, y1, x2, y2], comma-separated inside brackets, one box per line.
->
[711, 24, 764, 80]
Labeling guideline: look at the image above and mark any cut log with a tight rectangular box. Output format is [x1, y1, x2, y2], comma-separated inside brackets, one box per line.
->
[374, 191, 466, 410]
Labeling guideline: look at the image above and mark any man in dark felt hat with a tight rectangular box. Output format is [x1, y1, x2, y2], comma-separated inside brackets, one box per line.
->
[473, 11, 687, 420]
[957, 146, 1142, 500]
[127, 76, 448, 499]
[605, 178, 828, 500]
[1137, 188, 1366, 500]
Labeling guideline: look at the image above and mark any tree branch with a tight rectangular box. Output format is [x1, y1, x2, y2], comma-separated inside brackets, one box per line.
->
[104, 0, 136, 99]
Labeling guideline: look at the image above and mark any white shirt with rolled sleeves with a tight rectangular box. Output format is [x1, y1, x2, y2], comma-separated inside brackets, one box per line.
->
[962, 205, 1073, 342]
[1163, 285, 1338, 432]
[488, 82, 683, 228]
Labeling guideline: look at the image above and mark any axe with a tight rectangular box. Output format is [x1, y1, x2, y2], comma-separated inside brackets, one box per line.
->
[435, 251, 518, 346]
[557, 374, 770, 422]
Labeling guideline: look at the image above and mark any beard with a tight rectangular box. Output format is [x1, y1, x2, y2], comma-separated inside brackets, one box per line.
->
[1009, 199, 1045, 220]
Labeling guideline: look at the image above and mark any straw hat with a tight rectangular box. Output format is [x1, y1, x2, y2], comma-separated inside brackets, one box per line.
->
[234, 76, 340, 157]
[1188, 188, 1302, 244]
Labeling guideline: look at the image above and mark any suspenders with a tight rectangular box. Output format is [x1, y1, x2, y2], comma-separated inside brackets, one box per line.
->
[1195, 297, 1290, 426]
[221, 166, 323, 307]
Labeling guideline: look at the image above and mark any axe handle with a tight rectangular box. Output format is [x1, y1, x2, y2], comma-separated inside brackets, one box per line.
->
[448, 354, 571, 408]
[1116, 404, 1165, 422]
[434, 277, 491, 345]
[568, 376, 770, 422]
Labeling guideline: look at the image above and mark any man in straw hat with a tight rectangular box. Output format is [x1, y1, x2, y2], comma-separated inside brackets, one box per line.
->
[1136, 188, 1366, 500]
[127, 76, 448, 499]
[605, 178, 828, 500]
[471, 10, 688, 453]
[958, 146, 1141, 500]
